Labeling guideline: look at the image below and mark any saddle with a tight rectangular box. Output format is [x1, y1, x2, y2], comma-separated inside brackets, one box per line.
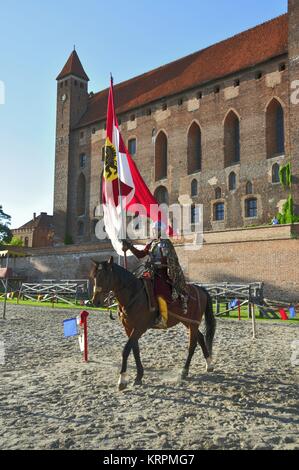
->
[142, 273, 189, 330]
[141, 274, 168, 329]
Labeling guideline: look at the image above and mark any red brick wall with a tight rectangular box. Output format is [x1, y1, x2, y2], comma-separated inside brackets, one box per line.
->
[8, 226, 299, 302]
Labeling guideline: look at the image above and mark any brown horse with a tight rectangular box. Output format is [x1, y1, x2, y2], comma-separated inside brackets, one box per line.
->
[91, 257, 216, 391]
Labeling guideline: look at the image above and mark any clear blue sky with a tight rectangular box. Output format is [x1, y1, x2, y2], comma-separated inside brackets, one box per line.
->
[0, 0, 287, 228]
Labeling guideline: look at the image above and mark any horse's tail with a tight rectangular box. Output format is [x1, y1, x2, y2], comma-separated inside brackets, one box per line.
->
[203, 290, 216, 356]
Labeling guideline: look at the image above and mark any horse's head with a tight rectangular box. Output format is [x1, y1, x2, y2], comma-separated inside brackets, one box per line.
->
[91, 256, 114, 307]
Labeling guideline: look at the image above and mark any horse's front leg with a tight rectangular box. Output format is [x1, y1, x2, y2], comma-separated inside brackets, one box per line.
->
[118, 330, 144, 391]
[118, 337, 133, 391]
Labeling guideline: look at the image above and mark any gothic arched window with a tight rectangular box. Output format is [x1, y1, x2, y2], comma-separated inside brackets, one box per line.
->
[246, 181, 253, 195]
[154, 186, 169, 205]
[272, 163, 280, 183]
[155, 131, 168, 181]
[229, 171, 237, 191]
[187, 122, 202, 174]
[266, 99, 285, 158]
[191, 179, 198, 197]
[224, 111, 240, 166]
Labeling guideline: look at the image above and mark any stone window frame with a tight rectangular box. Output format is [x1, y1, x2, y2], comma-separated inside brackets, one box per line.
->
[246, 181, 253, 195]
[228, 171, 237, 191]
[265, 97, 285, 159]
[211, 199, 226, 222]
[79, 153, 87, 169]
[128, 137, 137, 156]
[187, 120, 202, 175]
[244, 197, 258, 219]
[191, 179, 198, 197]
[223, 108, 241, 167]
[154, 185, 169, 205]
[272, 162, 280, 184]
[154, 129, 168, 182]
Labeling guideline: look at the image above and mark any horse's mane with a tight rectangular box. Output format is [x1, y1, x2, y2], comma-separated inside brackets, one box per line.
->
[112, 262, 141, 288]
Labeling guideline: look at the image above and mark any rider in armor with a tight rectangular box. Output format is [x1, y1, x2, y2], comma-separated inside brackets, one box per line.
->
[122, 221, 188, 315]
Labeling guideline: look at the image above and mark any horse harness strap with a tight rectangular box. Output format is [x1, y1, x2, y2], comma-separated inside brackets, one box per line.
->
[167, 285, 202, 326]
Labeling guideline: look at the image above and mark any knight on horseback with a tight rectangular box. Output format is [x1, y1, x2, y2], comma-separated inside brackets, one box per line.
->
[122, 221, 188, 324]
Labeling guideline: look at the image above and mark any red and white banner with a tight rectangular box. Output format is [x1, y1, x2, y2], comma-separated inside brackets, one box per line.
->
[102, 79, 171, 255]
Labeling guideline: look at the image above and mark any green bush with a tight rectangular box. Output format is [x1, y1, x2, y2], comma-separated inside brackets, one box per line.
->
[279, 162, 292, 188]
[277, 195, 296, 224]
[9, 236, 23, 247]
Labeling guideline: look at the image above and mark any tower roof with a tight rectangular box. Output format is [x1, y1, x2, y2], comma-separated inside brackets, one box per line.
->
[56, 50, 89, 81]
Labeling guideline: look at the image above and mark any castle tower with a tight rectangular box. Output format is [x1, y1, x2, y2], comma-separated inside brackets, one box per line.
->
[53, 50, 89, 243]
[288, 0, 299, 215]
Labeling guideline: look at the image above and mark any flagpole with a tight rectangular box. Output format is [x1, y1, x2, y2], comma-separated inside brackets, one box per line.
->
[110, 75, 128, 269]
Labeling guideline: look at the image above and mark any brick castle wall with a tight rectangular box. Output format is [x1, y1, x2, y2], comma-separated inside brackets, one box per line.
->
[6, 225, 299, 302]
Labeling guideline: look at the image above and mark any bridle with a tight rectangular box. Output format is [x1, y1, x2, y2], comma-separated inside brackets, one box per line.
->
[92, 264, 145, 309]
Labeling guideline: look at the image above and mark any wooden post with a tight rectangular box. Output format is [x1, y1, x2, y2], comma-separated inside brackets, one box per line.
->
[251, 303, 257, 339]
[80, 311, 89, 362]
[216, 289, 220, 315]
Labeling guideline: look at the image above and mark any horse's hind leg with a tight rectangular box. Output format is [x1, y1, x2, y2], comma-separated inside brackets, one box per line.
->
[198, 331, 214, 373]
[132, 340, 144, 386]
[181, 326, 198, 380]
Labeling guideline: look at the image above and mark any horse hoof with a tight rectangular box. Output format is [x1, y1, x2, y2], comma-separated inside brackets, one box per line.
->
[181, 369, 189, 380]
[118, 382, 127, 392]
[206, 365, 214, 373]
[134, 379, 143, 387]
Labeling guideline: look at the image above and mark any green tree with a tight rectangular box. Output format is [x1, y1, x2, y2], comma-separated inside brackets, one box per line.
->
[9, 236, 23, 247]
[0, 205, 12, 244]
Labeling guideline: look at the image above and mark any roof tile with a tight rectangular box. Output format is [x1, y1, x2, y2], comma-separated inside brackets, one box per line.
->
[76, 14, 288, 128]
[57, 50, 89, 81]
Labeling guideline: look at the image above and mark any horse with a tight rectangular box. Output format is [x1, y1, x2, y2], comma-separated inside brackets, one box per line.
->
[91, 257, 216, 391]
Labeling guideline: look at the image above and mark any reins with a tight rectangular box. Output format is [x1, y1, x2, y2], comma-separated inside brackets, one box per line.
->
[99, 265, 146, 313]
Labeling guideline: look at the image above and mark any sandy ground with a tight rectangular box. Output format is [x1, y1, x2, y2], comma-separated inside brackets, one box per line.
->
[0, 304, 298, 450]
